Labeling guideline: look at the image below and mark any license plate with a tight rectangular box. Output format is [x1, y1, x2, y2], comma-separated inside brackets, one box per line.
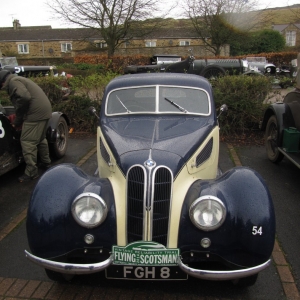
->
[112, 241, 179, 266]
[106, 265, 187, 280]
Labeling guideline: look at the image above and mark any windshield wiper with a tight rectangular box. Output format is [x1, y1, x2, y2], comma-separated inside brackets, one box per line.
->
[164, 97, 188, 113]
[116, 95, 131, 113]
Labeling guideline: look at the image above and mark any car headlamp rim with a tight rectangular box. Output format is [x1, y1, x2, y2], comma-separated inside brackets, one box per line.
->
[71, 192, 108, 228]
[189, 195, 226, 231]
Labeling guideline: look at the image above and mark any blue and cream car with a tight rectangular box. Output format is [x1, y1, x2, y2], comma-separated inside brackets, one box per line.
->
[25, 73, 275, 286]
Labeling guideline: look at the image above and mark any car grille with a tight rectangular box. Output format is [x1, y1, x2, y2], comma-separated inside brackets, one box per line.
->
[127, 166, 172, 246]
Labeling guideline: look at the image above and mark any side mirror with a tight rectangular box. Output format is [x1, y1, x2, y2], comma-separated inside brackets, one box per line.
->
[88, 106, 99, 119]
[217, 104, 228, 118]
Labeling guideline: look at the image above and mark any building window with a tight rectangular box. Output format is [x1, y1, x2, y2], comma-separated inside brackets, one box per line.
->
[61, 43, 72, 52]
[95, 42, 107, 48]
[179, 41, 190, 46]
[145, 40, 156, 47]
[286, 31, 296, 46]
[18, 44, 29, 54]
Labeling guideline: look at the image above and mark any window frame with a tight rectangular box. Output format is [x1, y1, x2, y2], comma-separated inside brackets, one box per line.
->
[179, 40, 190, 46]
[61, 42, 72, 53]
[286, 31, 296, 46]
[145, 40, 157, 47]
[17, 43, 29, 54]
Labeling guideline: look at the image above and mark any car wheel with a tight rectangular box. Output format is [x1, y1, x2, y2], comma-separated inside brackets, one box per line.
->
[231, 274, 258, 287]
[45, 269, 74, 282]
[200, 65, 226, 80]
[50, 117, 68, 158]
[265, 115, 284, 163]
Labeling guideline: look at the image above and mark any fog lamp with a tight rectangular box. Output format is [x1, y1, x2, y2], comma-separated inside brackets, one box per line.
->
[200, 238, 211, 248]
[84, 234, 95, 245]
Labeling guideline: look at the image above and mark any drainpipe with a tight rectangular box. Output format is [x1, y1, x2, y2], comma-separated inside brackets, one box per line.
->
[42, 40, 45, 58]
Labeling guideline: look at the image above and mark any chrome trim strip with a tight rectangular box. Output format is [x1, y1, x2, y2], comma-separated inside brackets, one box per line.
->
[24, 250, 113, 275]
[178, 257, 271, 280]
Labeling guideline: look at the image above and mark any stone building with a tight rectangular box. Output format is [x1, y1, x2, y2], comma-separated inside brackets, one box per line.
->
[0, 19, 229, 63]
[272, 23, 300, 48]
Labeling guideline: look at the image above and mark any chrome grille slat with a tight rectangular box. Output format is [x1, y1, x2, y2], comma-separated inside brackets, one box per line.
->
[152, 167, 172, 245]
[127, 166, 145, 243]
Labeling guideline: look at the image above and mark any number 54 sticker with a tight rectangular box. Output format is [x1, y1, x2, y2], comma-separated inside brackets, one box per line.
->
[252, 226, 263, 235]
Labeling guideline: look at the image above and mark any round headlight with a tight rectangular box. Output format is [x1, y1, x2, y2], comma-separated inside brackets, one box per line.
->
[189, 196, 226, 231]
[72, 193, 107, 228]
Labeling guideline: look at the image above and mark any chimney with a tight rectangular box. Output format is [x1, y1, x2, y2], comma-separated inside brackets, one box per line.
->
[13, 19, 21, 30]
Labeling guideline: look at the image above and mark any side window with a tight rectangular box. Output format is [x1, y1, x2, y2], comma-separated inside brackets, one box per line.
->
[17, 44, 29, 54]
[61, 43, 72, 52]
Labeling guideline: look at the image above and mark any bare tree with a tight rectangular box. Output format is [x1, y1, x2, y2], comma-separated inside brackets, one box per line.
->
[184, 0, 273, 55]
[48, 0, 170, 57]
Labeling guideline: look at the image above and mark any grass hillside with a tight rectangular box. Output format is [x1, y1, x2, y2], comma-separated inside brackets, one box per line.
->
[260, 4, 300, 28]
[158, 5, 300, 30]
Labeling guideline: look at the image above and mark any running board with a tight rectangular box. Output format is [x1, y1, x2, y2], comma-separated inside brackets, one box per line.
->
[278, 148, 300, 169]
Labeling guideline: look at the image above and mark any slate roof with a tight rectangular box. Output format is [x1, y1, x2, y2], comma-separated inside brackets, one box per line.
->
[272, 24, 300, 32]
[0, 26, 101, 42]
[0, 24, 199, 42]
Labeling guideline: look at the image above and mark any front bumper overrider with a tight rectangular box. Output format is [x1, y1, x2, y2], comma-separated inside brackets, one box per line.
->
[24, 250, 271, 280]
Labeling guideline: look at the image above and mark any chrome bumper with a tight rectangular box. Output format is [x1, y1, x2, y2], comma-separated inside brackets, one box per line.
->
[178, 257, 271, 280]
[24, 250, 113, 275]
[25, 250, 270, 280]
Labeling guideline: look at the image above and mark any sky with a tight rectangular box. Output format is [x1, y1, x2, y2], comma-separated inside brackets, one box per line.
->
[0, 0, 299, 29]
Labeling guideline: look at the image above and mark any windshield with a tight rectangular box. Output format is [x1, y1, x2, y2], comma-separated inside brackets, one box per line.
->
[106, 85, 210, 116]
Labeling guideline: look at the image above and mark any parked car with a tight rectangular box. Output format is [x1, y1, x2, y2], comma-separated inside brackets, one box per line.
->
[261, 53, 300, 168]
[0, 105, 69, 176]
[25, 73, 275, 286]
[124, 51, 283, 79]
[261, 89, 300, 168]
[0, 56, 58, 77]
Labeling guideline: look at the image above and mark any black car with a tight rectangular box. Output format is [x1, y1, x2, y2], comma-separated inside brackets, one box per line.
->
[0, 56, 58, 77]
[25, 73, 275, 286]
[124, 52, 280, 79]
[0, 105, 69, 176]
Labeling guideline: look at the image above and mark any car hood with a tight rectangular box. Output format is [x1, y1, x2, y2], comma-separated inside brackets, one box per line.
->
[101, 115, 216, 175]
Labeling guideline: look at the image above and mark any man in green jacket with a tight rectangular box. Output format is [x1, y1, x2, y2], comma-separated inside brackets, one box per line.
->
[0, 70, 52, 182]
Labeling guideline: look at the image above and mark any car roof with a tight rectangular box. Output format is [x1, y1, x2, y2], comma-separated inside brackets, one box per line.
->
[105, 73, 212, 93]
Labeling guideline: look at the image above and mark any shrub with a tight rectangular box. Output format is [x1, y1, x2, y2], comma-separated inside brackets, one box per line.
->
[213, 75, 272, 135]
[0, 90, 10, 106]
[31, 72, 119, 132]
[53, 95, 101, 132]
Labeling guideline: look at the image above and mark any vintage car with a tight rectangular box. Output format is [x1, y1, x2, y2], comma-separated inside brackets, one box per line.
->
[262, 89, 300, 168]
[0, 56, 58, 77]
[0, 105, 69, 176]
[25, 73, 275, 286]
[124, 51, 283, 79]
[261, 53, 300, 168]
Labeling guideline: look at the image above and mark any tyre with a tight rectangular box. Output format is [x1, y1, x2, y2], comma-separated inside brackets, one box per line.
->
[50, 117, 68, 158]
[265, 115, 284, 163]
[200, 65, 226, 80]
[231, 274, 258, 287]
[45, 269, 74, 282]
